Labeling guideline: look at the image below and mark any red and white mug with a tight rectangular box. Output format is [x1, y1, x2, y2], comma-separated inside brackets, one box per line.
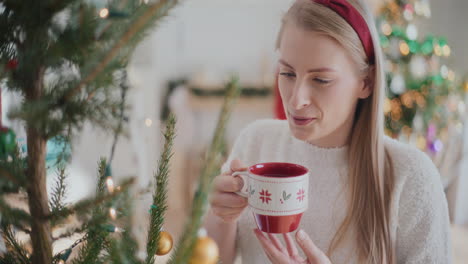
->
[233, 162, 309, 234]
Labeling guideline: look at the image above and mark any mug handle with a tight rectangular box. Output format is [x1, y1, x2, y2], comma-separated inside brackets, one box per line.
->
[232, 171, 249, 198]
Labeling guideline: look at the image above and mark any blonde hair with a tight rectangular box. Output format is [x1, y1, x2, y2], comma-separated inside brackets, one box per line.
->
[276, 0, 395, 263]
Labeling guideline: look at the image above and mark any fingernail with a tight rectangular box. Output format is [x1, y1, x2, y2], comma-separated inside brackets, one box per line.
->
[297, 229, 306, 240]
[236, 178, 244, 189]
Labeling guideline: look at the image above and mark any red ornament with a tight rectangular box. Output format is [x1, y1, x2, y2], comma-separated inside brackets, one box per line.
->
[6, 59, 18, 70]
[404, 4, 414, 14]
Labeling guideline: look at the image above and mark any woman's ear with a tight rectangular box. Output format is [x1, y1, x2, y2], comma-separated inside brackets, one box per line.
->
[358, 66, 375, 99]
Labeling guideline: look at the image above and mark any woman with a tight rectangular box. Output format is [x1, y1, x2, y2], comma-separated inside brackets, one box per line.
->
[205, 0, 452, 263]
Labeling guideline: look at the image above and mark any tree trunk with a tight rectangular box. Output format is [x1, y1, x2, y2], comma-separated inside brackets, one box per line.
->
[26, 67, 53, 264]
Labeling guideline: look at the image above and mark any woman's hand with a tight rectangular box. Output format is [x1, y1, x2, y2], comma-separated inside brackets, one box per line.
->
[254, 229, 332, 264]
[209, 159, 248, 223]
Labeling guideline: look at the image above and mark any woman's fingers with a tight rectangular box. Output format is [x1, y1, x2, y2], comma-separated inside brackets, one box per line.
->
[209, 192, 247, 208]
[283, 233, 300, 257]
[213, 175, 244, 193]
[267, 233, 286, 253]
[295, 230, 331, 264]
[209, 159, 249, 223]
[230, 159, 248, 172]
[254, 229, 282, 261]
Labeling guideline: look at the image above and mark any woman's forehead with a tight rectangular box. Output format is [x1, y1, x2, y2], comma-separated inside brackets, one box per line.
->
[278, 25, 355, 71]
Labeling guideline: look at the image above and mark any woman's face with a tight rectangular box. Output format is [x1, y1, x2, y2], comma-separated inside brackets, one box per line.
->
[278, 23, 372, 148]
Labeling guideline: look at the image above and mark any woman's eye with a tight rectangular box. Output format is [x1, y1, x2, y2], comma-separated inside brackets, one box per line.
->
[314, 78, 331, 84]
[279, 72, 295, 78]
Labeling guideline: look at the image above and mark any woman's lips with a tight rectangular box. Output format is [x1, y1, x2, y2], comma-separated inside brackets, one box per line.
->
[291, 115, 316, 126]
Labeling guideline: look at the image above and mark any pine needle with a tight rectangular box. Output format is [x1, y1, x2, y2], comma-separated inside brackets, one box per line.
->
[145, 113, 176, 264]
[168, 77, 241, 264]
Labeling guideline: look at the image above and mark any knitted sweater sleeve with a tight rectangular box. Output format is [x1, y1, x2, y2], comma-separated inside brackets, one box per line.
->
[396, 149, 453, 264]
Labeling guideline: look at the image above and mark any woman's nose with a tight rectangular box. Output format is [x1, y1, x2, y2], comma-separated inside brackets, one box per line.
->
[289, 82, 311, 110]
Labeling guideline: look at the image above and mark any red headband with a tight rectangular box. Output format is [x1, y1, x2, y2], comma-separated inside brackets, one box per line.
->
[312, 0, 375, 64]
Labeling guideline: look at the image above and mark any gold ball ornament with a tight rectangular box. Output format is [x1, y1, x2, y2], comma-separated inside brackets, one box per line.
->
[156, 231, 173, 256]
[189, 236, 219, 264]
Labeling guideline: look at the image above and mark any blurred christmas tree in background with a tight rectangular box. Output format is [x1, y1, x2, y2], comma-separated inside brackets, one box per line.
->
[377, 0, 467, 182]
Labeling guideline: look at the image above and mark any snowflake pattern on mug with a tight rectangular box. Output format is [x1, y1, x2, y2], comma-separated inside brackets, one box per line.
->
[296, 188, 305, 202]
[259, 189, 272, 204]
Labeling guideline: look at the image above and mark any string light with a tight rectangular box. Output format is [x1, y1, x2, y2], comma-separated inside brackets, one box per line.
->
[106, 176, 115, 193]
[99, 8, 109, 18]
[403, 4, 414, 21]
[459, 102, 466, 115]
[434, 44, 442, 56]
[104, 224, 124, 233]
[448, 70, 455, 81]
[406, 24, 418, 40]
[109, 207, 117, 220]
[145, 118, 153, 127]
[414, 1, 424, 15]
[442, 45, 451, 57]
[433, 140, 444, 152]
[417, 136, 427, 150]
[58, 248, 72, 263]
[415, 92, 426, 108]
[401, 92, 414, 108]
[381, 23, 392, 36]
[440, 65, 449, 79]
[399, 41, 410, 56]
[384, 98, 392, 114]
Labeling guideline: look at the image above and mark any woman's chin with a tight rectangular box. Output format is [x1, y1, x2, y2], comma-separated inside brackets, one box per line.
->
[290, 127, 316, 142]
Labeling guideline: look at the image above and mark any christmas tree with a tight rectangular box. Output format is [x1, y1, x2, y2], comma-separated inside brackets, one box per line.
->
[377, 0, 466, 179]
[0, 0, 241, 263]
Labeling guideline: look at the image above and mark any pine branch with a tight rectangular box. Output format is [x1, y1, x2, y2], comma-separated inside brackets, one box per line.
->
[0, 253, 22, 264]
[63, 0, 180, 102]
[49, 165, 68, 220]
[106, 189, 141, 264]
[52, 226, 86, 241]
[71, 159, 111, 264]
[145, 114, 176, 264]
[168, 77, 241, 264]
[46, 0, 79, 14]
[47, 177, 134, 223]
[107, 238, 142, 264]
[1, 224, 30, 264]
[0, 197, 31, 231]
[53, 234, 87, 264]
[0, 146, 27, 191]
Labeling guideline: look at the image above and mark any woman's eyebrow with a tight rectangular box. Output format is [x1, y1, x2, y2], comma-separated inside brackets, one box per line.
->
[279, 59, 336, 73]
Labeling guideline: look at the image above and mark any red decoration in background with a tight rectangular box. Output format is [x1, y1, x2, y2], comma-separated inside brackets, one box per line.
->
[6, 59, 18, 70]
[274, 68, 287, 120]
[1, 58, 18, 131]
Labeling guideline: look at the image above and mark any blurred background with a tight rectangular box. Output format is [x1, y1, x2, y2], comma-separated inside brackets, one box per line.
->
[2, 0, 467, 262]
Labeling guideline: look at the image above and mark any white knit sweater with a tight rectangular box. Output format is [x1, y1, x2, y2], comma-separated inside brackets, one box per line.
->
[220, 119, 452, 264]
